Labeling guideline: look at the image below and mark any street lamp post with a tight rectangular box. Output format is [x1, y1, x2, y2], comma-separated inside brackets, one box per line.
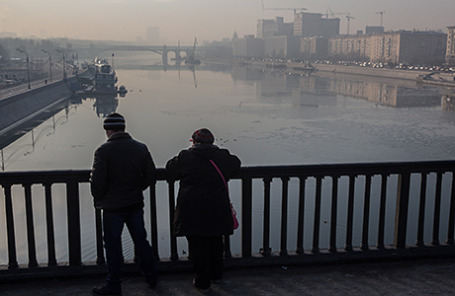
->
[66, 49, 79, 75]
[56, 48, 67, 80]
[16, 48, 31, 89]
[41, 49, 52, 82]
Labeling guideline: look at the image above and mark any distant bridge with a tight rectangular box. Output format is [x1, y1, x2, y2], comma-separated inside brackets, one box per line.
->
[97, 45, 208, 66]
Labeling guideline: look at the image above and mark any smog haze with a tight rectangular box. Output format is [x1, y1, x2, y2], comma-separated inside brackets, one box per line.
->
[1, 0, 454, 44]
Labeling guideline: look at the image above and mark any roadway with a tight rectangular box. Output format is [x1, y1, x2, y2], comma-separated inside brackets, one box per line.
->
[2, 257, 455, 295]
[0, 72, 67, 101]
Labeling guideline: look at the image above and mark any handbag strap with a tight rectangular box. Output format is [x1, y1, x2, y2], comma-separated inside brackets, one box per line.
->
[209, 159, 229, 193]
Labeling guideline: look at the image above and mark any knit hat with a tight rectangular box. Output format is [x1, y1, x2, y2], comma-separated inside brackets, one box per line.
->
[191, 128, 214, 144]
[103, 113, 126, 130]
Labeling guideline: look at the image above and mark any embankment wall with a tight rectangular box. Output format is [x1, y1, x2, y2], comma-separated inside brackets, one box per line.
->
[312, 64, 425, 80]
[0, 78, 76, 134]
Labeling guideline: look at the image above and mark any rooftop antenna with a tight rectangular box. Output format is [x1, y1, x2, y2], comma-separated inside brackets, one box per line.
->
[376, 11, 385, 27]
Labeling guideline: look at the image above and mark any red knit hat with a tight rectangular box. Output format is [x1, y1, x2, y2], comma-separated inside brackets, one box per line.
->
[191, 128, 214, 144]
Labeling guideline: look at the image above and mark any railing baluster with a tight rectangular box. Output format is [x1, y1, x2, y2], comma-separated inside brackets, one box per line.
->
[149, 184, 159, 260]
[377, 174, 388, 250]
[24, 183, 38, 267]
[361, 175, 372, 251]
[416, 173, 428, 247]
[0, 162, 454, 279]
[168, 181, 178, 261]
[345, 175, 356, 252]
[296, 176, 306, 254]
[312, 176, 322, 253]
[329, 175, 339, 253]
[280, 177, 289, 256]
[395, 172, 411, 249]
[4, 183, 18, 269]
[66, 180, 81, 266]
[43, 183, 57, 266]
[431, 172, 443, 246]
[446, 172, 455, 245]
[260, 177, 272, 256]
[241, 177, 253, 258]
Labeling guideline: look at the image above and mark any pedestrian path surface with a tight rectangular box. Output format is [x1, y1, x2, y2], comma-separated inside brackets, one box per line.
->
[2, 257, 455, 296]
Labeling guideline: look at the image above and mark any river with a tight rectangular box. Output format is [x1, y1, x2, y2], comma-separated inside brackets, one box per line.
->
[1, 51, 454, 265]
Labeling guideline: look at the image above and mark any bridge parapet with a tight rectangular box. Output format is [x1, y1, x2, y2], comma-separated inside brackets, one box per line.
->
[1, 160, 454, 279]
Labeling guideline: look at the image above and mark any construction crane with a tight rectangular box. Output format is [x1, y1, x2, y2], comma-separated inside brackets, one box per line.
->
[346, 13, 355, 35]
[261, 0, 306, 14]
[376, 11, 385, 27]
[324, 7, 348, 19]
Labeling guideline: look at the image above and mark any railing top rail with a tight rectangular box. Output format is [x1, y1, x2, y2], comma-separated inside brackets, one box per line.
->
[236, 160, 455, 178]
[0, 160, 453, 184]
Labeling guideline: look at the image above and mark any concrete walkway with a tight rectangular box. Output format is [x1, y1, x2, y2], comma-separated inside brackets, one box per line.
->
[2, 257, 455, 296]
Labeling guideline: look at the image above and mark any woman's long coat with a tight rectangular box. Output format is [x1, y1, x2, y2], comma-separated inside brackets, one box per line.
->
[166, 144, 241, 237]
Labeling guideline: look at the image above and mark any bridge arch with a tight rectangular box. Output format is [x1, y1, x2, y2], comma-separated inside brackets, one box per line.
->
[161, 45, 192, 66]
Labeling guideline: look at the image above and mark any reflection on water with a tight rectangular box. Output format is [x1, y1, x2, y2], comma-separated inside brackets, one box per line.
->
[87, 94, 119, 118]
[1, 58, 455, 265]
[233, 66, 448, 109]
[442, 94, 455, 112]
[0, 94, 120, 171]
[2, 64, 454, 170]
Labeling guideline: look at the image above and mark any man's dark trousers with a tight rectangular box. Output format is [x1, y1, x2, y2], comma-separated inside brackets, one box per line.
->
[103, 209, 156, 291]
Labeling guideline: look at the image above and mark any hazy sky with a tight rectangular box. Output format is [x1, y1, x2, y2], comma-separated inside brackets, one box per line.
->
[1, 0, 454, 44]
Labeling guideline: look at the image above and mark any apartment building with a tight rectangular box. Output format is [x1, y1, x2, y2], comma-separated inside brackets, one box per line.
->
[446, 26, 455, 64]
[329, 31, 446, 64]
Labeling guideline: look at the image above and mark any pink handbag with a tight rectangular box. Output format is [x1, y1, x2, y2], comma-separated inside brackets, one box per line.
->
[209, 159, 239, 230]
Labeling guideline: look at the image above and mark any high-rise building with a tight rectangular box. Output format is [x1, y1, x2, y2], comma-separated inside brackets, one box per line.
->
[264, 35, 300, 58]
[300, 37, 329, 59]
[446, 26, 455, 65]
[294, 12, 340, 38]
[366, 26, 385, 35]
[257, 17, 293, 39]
[232, 35, 265, 57]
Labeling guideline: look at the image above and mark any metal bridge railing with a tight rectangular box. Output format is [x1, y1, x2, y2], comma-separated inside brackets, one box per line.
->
[1, 160, 454, 279]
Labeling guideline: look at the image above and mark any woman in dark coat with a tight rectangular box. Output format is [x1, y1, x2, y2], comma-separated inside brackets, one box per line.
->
[166, 128, 241, 292]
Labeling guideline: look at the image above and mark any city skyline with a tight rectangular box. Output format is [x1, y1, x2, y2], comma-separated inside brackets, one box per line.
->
[0, 0, 454, 45]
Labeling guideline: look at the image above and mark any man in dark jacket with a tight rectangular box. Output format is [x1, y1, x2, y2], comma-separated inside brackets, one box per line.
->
[166, 128, 241, 293]
[90, 113, 157, 296]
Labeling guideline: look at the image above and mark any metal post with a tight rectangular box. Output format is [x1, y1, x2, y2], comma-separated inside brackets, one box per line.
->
[16, 48, 31, 89]
[41, 49, 52, 82]
[56, 49, 67, 80]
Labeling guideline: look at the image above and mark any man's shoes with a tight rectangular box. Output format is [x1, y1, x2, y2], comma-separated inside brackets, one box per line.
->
[195, 285, 211, 293]
[193, 279, 210, 293]
[92, 285, 122, 296]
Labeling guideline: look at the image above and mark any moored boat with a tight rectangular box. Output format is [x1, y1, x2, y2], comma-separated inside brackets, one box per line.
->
[93, 57, 118, 94]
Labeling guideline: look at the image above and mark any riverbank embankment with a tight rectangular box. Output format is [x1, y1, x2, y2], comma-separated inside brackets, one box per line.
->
[244, 60, 455, 87]
[0, 77, 77, 136]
